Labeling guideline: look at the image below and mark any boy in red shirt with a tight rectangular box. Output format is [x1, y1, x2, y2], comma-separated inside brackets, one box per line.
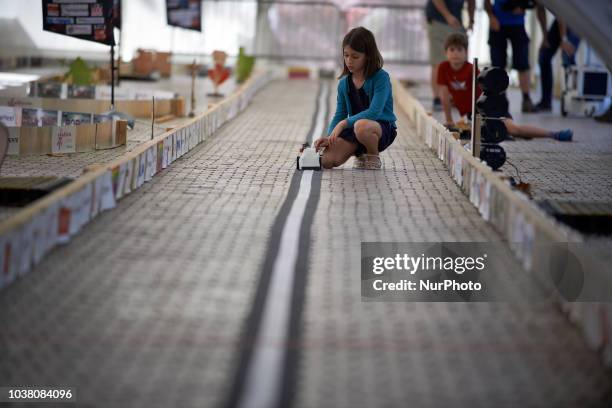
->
[437, 33, 573, 141]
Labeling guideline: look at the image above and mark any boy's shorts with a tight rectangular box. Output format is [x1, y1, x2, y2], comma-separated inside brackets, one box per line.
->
[488, 25, 530, 71]
[338, 121, 397, 156]
[427, 20, 465, 66]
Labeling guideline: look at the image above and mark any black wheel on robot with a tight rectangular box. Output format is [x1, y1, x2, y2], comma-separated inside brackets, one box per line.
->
[561, 91, 568, 117]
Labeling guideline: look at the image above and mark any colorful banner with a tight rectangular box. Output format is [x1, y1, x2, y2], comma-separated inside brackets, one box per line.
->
[42, 0, 115, 46]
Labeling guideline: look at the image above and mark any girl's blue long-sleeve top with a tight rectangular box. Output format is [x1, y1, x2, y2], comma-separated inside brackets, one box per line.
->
[327, 68, 397, 135]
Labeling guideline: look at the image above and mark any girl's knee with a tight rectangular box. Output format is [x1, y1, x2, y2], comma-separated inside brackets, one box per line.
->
[354, 120, 366, 136]
[354, 119, 374, 135]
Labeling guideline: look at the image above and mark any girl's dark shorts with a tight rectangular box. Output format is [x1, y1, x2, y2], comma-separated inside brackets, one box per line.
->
[338, 121, 397, 156]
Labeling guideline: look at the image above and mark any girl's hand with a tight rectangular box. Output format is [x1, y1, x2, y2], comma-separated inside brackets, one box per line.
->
[314, 137, 329, 151]
[329, 119, 347, 147]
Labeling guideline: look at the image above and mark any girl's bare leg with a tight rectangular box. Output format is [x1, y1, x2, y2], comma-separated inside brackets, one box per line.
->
[354, 119, 382, 155]
[321, 137, 358, 169]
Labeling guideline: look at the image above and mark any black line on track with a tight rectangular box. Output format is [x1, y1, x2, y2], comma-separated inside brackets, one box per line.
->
[223, 80, 325, 408]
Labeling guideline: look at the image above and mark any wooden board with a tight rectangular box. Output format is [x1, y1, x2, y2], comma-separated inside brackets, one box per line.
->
[0, 97, 185, 119]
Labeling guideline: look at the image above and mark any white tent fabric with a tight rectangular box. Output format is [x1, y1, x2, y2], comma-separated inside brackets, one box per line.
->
[0, 0, 430, 63]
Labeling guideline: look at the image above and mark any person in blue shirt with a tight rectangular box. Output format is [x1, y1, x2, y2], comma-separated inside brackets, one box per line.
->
[314, 27, 397, 170]
[485, 0, 537, 112]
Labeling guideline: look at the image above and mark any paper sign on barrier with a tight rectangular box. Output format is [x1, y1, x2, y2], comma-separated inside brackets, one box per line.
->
[18, 220, 35, 276]
[124, 157, 134, 195]
[513, 211, 525, 259]
[174, 131, 181, 159]
[68, 191, 83, 236]
[521, 221, 535, 271]
[469, 168, 477, 205]
[145, 147, 154, 181]
[0, 231, 21, 288]
[44, 203, 59, 254]
[32, 212, 47, 265]
[480, 180, 492, 221]
[182, 128, 187, 155]
[111, 165, 120, 198]
[182, 128, 188, 155]
[456, 156, 463, 186]
[79, 183, 93, 228]
[147, 145, 157, 181]
[162, 137, 170, 168]
[52, 126, 77, 154]
[157, 141, 163, 173]
[170, 133, 176, 162]
[7, 127, 20, 155]
[116, 162, 127, 200]
[137, 152, 146, 188]
[0, 106, 21, 126]
[131, 154, 140, 190]
[100, 171, 116, 211]
[188, 125, 194, 150]
[91, 175, 103, 218]
[230, 100, 238, 120]
[57, 197, 72, 244]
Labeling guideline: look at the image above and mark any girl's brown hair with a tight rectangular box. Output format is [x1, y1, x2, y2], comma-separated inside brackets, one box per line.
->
[339, 27, 384, 79]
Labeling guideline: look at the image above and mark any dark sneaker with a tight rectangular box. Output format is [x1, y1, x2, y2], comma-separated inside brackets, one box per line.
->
[433, 97, 442, 112]
[522, 98, 537, 113]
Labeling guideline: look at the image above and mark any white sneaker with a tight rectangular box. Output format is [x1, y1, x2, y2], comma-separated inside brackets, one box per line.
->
[353, 155, 367, 169]
[364, 154, 382, 170]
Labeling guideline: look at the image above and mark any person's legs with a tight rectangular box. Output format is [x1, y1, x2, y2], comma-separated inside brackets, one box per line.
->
[428, 21, 456, 110]
[354, 119, 382, 155]
[503, 119, 549, 138]
[489, 28, 508, 70]
[320, 137, 358, 169]
[503, 118, 572, 141]
[537, 20, 561, 108]
[510, 25, 535, 112]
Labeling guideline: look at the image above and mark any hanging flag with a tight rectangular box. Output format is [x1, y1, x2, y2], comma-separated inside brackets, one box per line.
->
[166, 0, 201, 32]
[42, 0, 116, 46]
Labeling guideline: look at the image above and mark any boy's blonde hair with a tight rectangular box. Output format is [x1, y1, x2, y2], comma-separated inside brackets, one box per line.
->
[444, 32, 468, 51]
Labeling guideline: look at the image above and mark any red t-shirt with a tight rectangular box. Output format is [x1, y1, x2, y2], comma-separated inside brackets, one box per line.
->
[437, 61, 482, 117]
